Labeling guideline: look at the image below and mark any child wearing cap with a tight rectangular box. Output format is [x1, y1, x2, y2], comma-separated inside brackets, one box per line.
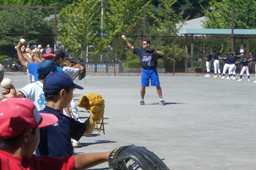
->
[0, 98, 110, 169]
[16, 41, 59, 82]
[55, 50, 85, 148]
[36, 72, 96, 158]
[204, 49, 212, 77]
[222, 52, 243, 80]
[2, 60, 62, 111]
[219, 53, 230, 79]
[237, 54, 252, 82]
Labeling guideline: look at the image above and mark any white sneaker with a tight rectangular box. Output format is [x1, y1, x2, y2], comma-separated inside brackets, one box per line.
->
[232, 76, 236, 80]
[237, 79, 242, 81]
[248, 79, 250, 82]
[213, 75, 217, 78]
[204, 74, 210, 77]
[254, 80, 256, 83]
[226, 77, 230, 80]
[221, 76, 225, 79]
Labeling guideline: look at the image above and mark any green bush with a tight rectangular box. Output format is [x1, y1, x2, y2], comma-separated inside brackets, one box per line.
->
[0, 55, 8, 63]
[124, 58, 164, 68]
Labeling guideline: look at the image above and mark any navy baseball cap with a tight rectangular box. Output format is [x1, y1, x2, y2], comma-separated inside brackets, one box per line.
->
[42, 47, 56, 57]
[43, 72, 83, 94]
[230, 53, 233, 55]
[37, 60, 62, 75]
[30, 45, 36, 50]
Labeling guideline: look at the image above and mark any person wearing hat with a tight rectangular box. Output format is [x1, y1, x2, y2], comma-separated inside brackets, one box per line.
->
[223, 52, 244, 80]
[35, 72, 96, 158]
[219, 53, 230, 79]
[54, 50, 85, 148]
[204, 49, 212, 77]
[16, 41, 60, 82]
[0, 98, 111, 169]
[237, 53, 252, 82]
[2, 60, 62, 111]
[212, 45, 223, 78]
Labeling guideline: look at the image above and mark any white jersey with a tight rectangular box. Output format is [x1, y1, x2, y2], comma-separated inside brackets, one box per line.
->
[63, 66, 79, 79]
[19, 81, 46, 111]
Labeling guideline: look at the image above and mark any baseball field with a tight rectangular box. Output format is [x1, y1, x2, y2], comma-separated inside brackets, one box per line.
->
[5, 73, 256, 170]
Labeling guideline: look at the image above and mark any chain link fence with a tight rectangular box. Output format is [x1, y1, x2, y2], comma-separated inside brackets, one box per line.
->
[1, 5, 256, 74]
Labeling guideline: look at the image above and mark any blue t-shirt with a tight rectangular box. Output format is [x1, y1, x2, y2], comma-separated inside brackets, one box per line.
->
[36, 106, 86, 157]
[205, 55, 212, 61]
[27, 62, 40, 81]
[239, 59, 250, 66]
[227, 56, 239, 64]
[212, 52, 220, 60]
[133, 47, 161, 69]
[27, 62, 63, 82]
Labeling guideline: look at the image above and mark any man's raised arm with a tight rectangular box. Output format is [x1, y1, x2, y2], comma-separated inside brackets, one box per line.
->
[122, 35, 134, 50]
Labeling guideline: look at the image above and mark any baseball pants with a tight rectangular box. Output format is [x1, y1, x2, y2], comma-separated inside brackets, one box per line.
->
[229, 64, 236, 75]
[240, 66, 249, 76]
[214, 60, 221, 74]
[222, 64, 230, 75]
[206, 61, 211, 73]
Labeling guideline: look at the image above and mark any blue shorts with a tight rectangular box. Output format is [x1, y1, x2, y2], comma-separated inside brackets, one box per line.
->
[141, 68, 160, 87]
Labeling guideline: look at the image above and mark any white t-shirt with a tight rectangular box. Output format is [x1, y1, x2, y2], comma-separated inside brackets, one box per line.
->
[62, 67, 80, 79]
[19, 81, 46, 111]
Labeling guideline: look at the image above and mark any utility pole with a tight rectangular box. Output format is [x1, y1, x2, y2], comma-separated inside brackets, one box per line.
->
[100, 0, 104, 63]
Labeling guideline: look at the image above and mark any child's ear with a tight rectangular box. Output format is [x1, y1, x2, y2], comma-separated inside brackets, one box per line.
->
[59, 89, 66, 97]
[22, 129, 32, 143]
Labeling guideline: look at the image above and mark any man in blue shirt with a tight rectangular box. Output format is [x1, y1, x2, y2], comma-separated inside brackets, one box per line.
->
[122, 35, 165, 106]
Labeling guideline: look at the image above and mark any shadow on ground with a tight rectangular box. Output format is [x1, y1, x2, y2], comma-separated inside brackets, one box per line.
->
[147, 102, 183, 105]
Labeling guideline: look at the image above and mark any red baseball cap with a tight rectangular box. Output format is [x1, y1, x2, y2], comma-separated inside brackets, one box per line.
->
[0, 98, 58, 139]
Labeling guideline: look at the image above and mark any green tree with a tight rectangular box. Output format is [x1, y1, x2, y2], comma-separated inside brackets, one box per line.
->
[201, 0, 256, 29]
[0, 0, 53, 6]
[57, 0, 100, 59]
[152, 0, 187, 68]
[104, 0, 151, 62]
[0, 8, 54, 57]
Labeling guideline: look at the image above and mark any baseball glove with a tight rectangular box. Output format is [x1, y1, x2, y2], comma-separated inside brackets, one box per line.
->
[78, 68, 86, 80]
[77, 93, 105, 134]
[108, 145, 169, 170]
[145, 48, 155, 55]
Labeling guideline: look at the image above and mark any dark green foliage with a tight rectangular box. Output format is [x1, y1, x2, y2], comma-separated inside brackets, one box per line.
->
[0, 8, 54, 57]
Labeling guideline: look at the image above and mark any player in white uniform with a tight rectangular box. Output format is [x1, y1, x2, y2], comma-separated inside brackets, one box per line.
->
[237, 54, 252, 82]
[219, 53, 230, 78]
[204, 50, 212, 77]
[212, 45, 223, 77]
